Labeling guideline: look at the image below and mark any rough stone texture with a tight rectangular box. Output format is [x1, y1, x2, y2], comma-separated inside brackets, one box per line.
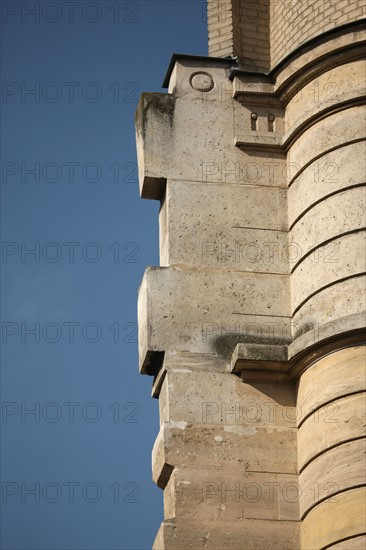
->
[158, 368, 297, 428]
[296, 346, 366, 419]
[138, 266, 291, 373]
[297, 392, 366, 470]
[165, 467, 299, 522]
[301, 488, 366, 550]
[328, 535, 366, 549]
[284, 59, 366, 139]
[288, 141, 366, 227]
[299, 439, 366, 518]
[153, 517, 300, 550]
[160, 180, 288, 272]
[153, 421, 298, 480]
[291, 232, 366, 313]
[136, 3, 366, 548]
[287, 106, 366, 174]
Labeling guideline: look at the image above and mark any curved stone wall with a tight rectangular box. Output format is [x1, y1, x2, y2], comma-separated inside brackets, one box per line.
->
[283, 32, 366, 549]
[285, 55, 366, 342]
[297, 347, 366, 547]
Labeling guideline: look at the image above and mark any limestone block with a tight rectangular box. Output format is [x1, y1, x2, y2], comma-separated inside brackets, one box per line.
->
[291, 232, 366, 313]
[135, 92, 174, 199]
[164, 467, 300, 522]
[158, 368, 296, 428]
[301, 488, 366, 550]
[136, 91, 287, 200]
[153, 517, 300, 550]
[160, 180, 288, 272]
[233, 100, 285, 150]
[171, 97, 286, 187]
[285, 60, 366, 139]
[290, 187, 366, 266]
[299, 439, 366, 518]
[298, 393, 366, 470]
[297, 347, 366, 422]
[138, 266, 291, 373]
[288, 141, 366, 228]
[289, 150, 366, 230]
[152, 421, 298, 487]
[287, 106, 366, 181]
[167, 59, 234, 100]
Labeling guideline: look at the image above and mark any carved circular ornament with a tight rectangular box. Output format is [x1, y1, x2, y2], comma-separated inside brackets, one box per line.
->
[190, 72, 214, 92]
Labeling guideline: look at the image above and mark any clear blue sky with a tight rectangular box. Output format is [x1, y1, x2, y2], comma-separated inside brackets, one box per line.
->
[1, 2, 208, 548]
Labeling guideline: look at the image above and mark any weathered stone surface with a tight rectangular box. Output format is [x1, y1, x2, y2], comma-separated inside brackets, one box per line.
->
[234, 99, 285, 149]
[160, 180, 288, 272]
[301, 488, 366, 550]
[136, 6, 366, 547]
[152, 421, 298, 487]
[288, 141, 366, 227]
[298, 392, 366, 470]
[153, 517, 300, 550]
[290, 187, 366, 267]
[158, 368, 296, 428]
[287, 106, 366, 179]
[291, 232, 366, 313]
[285, 60, 366, 139]
[299, 439, 366, 518]
[136, 91, 288, 200]
[297, 347, 366, 422]
[165, 467, 299, 522]
[290, 276, 366, 353]
[328, 535, 366, 549]
[138, 266, 291, 373]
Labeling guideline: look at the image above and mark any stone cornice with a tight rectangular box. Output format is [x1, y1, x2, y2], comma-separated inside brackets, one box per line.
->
[231, 322, 366, 383]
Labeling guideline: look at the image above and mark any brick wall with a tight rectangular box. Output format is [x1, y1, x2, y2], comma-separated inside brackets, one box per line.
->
[208, 0, 270, 71]
[270, 0, 365, 67]
[238, 0, 270, 71]
[208, 0, 365, 71]
[207, 0, 236, 58]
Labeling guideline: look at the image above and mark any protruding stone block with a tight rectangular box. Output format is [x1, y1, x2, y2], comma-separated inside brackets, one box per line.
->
[138, 266, 291, 374]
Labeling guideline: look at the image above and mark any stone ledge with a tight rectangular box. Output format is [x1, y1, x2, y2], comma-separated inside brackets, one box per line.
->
[230, 326, 366, 382]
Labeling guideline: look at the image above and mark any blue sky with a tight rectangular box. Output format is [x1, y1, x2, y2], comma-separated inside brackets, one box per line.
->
[1, 2, 208, 548]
